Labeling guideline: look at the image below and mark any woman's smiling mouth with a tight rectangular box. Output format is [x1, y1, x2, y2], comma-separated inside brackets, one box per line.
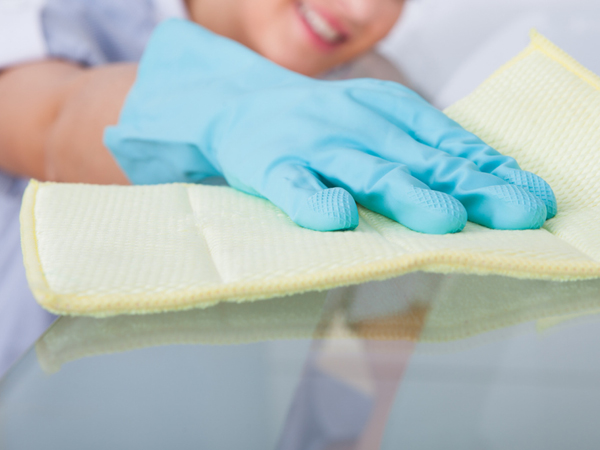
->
[296, 1, 349, 49]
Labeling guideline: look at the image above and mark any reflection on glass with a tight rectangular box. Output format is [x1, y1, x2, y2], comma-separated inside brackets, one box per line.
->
[275, 335, 414, 450]
[3, 273, 600, 449]
[36, 273, 600, 373]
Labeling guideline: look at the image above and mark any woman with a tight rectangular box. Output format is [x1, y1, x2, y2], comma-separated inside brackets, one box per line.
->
[0, 0, 555, 234]
[0, 0, 555, 374]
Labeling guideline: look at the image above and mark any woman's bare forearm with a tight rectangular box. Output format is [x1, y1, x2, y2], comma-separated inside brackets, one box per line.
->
[0, 60, 135, 184]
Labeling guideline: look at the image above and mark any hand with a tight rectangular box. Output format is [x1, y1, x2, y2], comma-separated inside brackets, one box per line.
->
[105, 19, 556, 234]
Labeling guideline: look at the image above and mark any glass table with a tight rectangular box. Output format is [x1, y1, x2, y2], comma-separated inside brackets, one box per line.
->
[2, 272, 600, 449]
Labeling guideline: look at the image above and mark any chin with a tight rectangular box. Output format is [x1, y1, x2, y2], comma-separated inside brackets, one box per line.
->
[264, 43, 348, 76]
[282, 61, 326, 76]
[260, 47, 323, 76]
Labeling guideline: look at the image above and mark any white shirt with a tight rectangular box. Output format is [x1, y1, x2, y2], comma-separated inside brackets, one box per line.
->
[0, 0, 187, 68]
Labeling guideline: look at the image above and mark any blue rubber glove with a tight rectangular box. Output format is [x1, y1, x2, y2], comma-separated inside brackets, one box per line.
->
[105, 19, 557, 234]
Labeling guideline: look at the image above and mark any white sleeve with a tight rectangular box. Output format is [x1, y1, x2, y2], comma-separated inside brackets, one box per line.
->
[152, 0, 188, 22]
[0, 0, 47, 69]
[0, 0, 188, 70]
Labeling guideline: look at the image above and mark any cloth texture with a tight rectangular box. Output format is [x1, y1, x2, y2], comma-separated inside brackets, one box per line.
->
[20, 32, 600, 316]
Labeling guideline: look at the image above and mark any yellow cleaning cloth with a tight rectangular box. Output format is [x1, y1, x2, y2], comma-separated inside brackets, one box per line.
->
[21, 31, 600, 316]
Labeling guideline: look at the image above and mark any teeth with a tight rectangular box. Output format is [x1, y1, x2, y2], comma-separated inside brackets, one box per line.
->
[298, 2, 343, 43]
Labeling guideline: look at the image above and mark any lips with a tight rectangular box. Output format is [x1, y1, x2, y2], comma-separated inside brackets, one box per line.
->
[296, 1, 349, 49]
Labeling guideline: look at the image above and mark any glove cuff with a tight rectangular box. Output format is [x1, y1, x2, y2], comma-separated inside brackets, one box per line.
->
[104, 126, 219, 184]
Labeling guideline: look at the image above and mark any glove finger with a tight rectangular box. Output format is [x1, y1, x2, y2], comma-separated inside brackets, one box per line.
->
[315, 150, 467, 234]
[343, 132, 547, 230]
[489, 166, 557, 219]
[348, 85, 556, 219]
[412, 113, 558, 220]
[262, 163, 358, 232]
[349, 84, 515, 169]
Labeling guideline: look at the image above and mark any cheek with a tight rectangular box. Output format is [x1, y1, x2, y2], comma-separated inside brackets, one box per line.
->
[331, 9, 400, 67]
[239, 1, 327, 74]
[239, 0, 295, 45]
[358, 5, 404, 49]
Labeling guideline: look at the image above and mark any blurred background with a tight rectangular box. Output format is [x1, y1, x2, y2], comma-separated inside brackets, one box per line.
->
[379, 0, 600, 108]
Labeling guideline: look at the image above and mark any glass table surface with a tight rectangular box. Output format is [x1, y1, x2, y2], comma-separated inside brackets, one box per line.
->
[2, 272, 600, 449]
